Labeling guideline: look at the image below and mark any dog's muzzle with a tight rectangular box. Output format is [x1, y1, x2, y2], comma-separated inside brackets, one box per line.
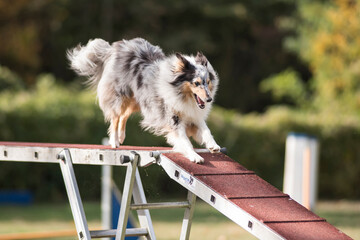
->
[194, 94, 206, 109]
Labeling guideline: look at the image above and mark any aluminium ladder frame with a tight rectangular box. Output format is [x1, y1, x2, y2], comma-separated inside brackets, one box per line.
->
[57, 149, 196, 240]
[0, 142, 287, 240]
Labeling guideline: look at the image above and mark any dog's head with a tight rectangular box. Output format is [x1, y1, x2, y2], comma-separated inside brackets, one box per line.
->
[172, 52, 219, 109]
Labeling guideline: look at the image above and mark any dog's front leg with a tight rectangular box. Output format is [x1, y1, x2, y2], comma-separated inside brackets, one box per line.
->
[166, 126, 204, 163]
[195, 121, 220, 153]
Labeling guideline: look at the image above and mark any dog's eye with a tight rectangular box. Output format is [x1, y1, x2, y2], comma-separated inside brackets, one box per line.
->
[194, 82, 200, 87]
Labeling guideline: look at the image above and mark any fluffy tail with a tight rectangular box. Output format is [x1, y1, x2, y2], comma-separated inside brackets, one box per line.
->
[66, 38, 112, 87]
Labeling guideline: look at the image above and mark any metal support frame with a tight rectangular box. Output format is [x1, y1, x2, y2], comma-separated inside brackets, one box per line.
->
[58, 149, 91, 240]
[180, 191, 197, 240]
[115, 152, 141, 240]
[132, 169, 156, 240]
[101, 165, 112, 240]
[56, 148, 196, 240]
[0, 142, 280, 239]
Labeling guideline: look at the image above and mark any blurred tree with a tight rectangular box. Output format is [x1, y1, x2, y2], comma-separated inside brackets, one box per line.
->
[260, 68, 307, 106]
[0, 65, 24, 92]
[0, 1, 41, 84]
[266, 0, 360, 112]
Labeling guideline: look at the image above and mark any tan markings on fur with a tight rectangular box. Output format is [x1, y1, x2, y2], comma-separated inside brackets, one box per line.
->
[120, 96, 140, 115]
[182, 82, 194, 99]
[118, 97, 140, 141]
[174, 59, 185, 73]
[189, 79, 208, 101]
[208, 79, 214, 92]
[186, 123, 198, 138]
[110, 115, 120, 136]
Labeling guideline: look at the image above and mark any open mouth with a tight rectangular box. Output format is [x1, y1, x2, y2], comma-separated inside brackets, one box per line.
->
[194, 94, 205, 109]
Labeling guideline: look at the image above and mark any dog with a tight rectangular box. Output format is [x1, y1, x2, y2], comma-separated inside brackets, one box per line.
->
[67, 38, 220, 163]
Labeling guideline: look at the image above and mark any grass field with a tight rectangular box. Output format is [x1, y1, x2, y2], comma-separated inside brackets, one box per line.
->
[0, 200, 358, 240]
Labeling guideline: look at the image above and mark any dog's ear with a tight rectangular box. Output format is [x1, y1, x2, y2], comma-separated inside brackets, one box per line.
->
[175, 53, 193, 71]
[195, 52, 208, 66]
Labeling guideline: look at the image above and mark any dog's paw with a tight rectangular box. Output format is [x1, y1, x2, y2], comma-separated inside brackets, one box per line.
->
[187, 152, 204, 164]
[207, 142, 221, 153]
[109, 137, 120, 148]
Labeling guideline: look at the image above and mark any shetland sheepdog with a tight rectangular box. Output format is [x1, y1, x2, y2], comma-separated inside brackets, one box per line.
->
[67, 38, 220, 163]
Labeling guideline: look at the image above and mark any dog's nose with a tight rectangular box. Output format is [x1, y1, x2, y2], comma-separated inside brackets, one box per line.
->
[206, 97, 212, 102]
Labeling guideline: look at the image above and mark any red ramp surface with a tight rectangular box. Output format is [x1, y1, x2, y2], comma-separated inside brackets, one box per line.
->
[163, 152, 352, 240]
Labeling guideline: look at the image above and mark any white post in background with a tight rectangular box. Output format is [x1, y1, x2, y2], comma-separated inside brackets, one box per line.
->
[283, 132, 319, 211]
[101, 138, 112, 240]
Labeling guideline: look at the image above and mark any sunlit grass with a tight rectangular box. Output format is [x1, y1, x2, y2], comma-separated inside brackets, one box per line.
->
[316, 201, 360, 240]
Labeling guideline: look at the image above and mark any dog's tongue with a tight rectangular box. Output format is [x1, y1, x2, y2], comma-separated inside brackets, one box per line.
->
[197, 95, 205, 105]
[197, 95, 205, 108]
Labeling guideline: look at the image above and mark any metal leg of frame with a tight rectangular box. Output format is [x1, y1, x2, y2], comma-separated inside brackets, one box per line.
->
[58, 148, 91, 240]
[180, 191, 197, 240]
[115, 152, 140, 240]
[132, 168, 156, 240]
[101, 165, 112, 240]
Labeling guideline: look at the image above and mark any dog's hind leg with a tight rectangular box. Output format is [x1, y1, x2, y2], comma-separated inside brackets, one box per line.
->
[118, 115, 127, 145]
[118, 97, 140, 144]
[118, 112, 130, 145]
[109, 114, 120, 148]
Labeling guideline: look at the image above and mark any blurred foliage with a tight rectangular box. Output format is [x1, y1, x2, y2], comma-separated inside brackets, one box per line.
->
[0, 65, 25, 92]
[260, 68, 307, 107]
[209, 106, 360, 199]
[0, 0, 302, 112]
[270, 0, 360, 112]
[0, 75, 359, 200]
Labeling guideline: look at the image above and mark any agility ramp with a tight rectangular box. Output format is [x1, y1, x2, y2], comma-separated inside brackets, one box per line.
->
[0, 142, 352, 240]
